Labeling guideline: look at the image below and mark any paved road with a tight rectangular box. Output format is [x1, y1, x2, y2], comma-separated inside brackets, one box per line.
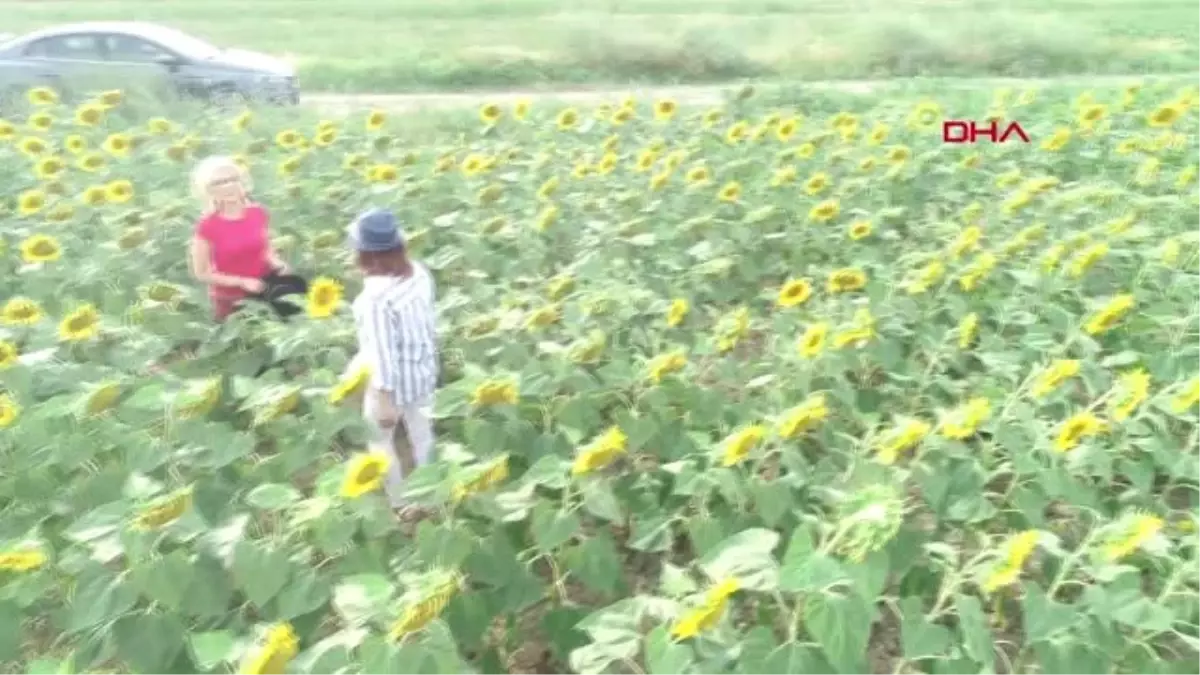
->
[301, 73, 1185, 114]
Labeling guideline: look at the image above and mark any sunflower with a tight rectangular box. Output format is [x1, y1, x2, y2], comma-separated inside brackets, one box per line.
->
[1, 297, 43, 325]
[647, 351, 687, 383]
[633, 149, 657, 173]
[1077, 104, 1106, 127]
[225, 111, 252, 133]
[46, 203, 74, 223]
[73, 103, 105, 127]
[141, 117, 173, 135]
[273, 129, 300, 148]
[0, 120, 15, 140]
[94, 89, 122, 107]
[239, 623, 300, 675]
[59, 304, 100, 342]
[28, 112, 53, 131]
[0, 341, 17, 369]
[475, 184, 505, 207]
[313, 128, 336, 146]
[797, 322, 828, 358]
[556, 108, 579, 130]
[725, 121, 749, 144]
[143, 282, 182, 304]
[365, 109, 386, 131]
[776, 279, 813, 308]
[876, 418, 932, 465]
[18, 136, 47, 157]
[666, 298, 689, 327]
[471, 379, 519, 406]
[524, 304, 560, 330]
[368, 163, 399, 183]
[1084, 294, 1135, 335]
[76, 152, 105, 172]
[775, 117, 799, 143]
[771, 165, 797, 186]
[78, 183, 106, 205]
[34, 156, 65, 181]
[133, 489, 192, 530]
[57, 136, 85, 158]
[827, 268, 867, 293]
[104, 179, 134, 204]
[653, 98, 677, 121]
[848, 220, 872, 240]
[17, 189, 46, 216]
[885, 145, 912, 164]
[102, 133, 132, 157]
[329, 364, 371, 405]
[0, 547, 45, 572]
[306, 277, 343, 319]
[808, 199, 840, 222]
[253, 386, 302, 426]
[1054, 412, 1107, 452]
[19, 234, 60, 263]
[1147, 103, 1184, 128]
[479, 102, 502, 125]
[0, 394, 20, 429]
[534, 204, 559, 231]
[83, 382, 122, 416]
[338, 449, 388, 497]
[513, 99, 531, 120]
[721, 425, 766, 466]
[277, 155, 303, 176]
[1040, 127, 1071, 152]
[27, 86, 58, 106]
[117, 226, 148, 250]
[905, 100, 942, 129]
[670, 579, 739, 640]
[685, 165, 710, 185]
[804, 172, 829, 195]
[572, 427, 628, 475]
[718, 181, 741, 203]
[338, 153, 367, 173]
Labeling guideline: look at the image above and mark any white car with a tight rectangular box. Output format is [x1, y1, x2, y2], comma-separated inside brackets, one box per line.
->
[0, 21, 298, 104]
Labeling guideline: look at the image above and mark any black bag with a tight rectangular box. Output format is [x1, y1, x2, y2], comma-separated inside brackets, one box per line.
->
[238, 269, 308, 319]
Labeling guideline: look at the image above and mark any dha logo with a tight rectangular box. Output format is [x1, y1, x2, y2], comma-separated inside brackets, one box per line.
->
[942, 120, 1030, 144]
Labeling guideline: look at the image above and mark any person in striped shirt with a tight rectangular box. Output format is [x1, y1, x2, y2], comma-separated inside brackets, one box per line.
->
[345, 208, 439, 517]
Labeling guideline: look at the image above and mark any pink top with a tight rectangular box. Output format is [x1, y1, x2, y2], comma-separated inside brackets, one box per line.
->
[195, 204, 270, 302]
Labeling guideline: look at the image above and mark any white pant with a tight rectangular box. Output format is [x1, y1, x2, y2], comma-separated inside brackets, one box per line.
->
[363, 392, 435, 507]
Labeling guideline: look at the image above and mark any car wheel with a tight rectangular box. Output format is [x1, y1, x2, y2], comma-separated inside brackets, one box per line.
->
[208, 85, 249, 111]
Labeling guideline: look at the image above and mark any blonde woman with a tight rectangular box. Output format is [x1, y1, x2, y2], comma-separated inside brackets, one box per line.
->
[189, 156, 306, 321]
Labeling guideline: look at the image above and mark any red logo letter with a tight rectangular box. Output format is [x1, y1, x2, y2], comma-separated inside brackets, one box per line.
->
[999, 121, 1030, 143]
[943, 121, 970, 143]
[972, 121, 999, 143]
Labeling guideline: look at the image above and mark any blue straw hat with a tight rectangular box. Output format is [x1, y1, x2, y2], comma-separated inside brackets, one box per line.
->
[347, 208, 405, 253]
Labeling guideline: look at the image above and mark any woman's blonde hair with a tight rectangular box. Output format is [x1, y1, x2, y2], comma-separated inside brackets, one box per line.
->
[191, 155, 252, 212]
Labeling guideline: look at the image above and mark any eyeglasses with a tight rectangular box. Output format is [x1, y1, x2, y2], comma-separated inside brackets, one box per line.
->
[208, 176, 241, 188]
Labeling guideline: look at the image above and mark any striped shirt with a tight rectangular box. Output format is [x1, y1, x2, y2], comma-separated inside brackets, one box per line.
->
[352, 263, 439, 405]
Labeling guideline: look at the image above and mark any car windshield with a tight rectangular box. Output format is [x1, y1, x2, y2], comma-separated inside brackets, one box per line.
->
[154, 27, 222, 60]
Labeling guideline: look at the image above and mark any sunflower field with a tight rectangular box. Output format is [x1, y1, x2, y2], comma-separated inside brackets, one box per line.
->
[1, 78, 1199, 675]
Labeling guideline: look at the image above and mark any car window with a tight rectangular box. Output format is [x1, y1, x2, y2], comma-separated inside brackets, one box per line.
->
[103, 35, 171, 63]
[24, 35, 104, 60]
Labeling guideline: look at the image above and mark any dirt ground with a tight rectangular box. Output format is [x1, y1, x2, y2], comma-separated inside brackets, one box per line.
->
[299, 74, 1158, 115]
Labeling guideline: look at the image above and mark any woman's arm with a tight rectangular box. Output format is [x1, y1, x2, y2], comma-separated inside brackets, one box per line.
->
[190, 237, 258, 290]
[266, 246, 289, 273]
